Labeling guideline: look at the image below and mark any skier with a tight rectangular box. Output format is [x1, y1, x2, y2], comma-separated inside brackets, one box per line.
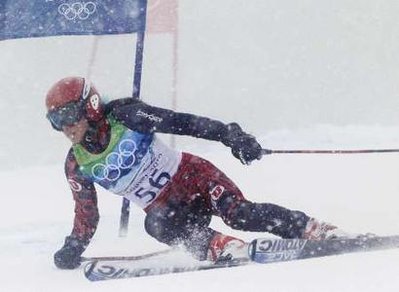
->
[46, 76, 346, 270]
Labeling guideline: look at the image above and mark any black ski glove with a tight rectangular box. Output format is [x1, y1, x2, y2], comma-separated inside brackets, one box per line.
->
[222, 123, 263, 165]
[54, 236, 87, 269]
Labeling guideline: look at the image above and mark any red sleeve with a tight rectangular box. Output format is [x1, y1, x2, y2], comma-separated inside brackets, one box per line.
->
[64, 149, 99, 244]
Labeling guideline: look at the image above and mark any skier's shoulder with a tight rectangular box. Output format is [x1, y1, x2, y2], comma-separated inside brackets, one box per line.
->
[104, 97, 144, 115]
[64, 147, 95, 187]
[104, 97, 167, 129]
[64, 147, 79, 175]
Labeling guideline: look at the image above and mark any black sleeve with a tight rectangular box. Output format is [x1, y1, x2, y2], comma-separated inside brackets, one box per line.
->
[109, 98, 231, 143]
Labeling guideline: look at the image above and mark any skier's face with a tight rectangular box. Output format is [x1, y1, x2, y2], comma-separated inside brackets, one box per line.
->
[62, 118, 89, 144]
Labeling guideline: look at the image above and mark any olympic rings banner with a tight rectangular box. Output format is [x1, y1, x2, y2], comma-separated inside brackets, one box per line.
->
[0, 0, 147, 41]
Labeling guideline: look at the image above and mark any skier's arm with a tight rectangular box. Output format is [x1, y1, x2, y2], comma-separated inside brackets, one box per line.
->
[54, 150, 99, 269]
[110, 98, 229, 141]
[110, 99, 264, 164]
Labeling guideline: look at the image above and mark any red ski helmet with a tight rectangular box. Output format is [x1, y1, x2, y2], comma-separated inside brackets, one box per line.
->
[45, 77, 104, 130]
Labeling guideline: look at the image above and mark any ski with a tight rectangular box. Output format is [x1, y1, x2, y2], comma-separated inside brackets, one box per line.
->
[84, 253, 251, 281]
[84, 234, 399, 281]
[81, 248, 174, 262]
[249, 234, 399, 263]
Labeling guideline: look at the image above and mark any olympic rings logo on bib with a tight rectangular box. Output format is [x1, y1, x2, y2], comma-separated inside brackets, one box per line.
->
[91, 139, 137, 182]
[58, 2, 97, 21]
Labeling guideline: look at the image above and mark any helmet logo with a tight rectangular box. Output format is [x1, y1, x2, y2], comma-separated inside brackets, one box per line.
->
[90, 94, 100, 110]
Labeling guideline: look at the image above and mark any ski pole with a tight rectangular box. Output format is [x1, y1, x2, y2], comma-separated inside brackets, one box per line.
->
[261, 148, 399, 155]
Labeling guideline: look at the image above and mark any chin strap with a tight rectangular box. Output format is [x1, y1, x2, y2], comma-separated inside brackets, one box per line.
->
[83, 118, 110, 152]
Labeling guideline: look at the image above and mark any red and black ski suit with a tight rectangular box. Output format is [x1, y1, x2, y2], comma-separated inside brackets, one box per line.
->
[64, 98, 310, 260]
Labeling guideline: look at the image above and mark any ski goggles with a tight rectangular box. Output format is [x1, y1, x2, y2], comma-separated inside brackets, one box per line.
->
[46, 101, 85, 131]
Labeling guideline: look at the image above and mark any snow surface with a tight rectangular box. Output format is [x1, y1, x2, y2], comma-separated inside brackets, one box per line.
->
[1, 0, 399, 291]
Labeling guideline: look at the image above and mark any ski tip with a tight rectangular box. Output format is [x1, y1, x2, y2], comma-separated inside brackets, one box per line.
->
[84, 261, 100, 282]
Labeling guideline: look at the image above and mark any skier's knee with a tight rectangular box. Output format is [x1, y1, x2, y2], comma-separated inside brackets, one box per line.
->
[144, 210, 177, 245]
[222, 200, 254, 231]
[144, 204, 213, 246]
